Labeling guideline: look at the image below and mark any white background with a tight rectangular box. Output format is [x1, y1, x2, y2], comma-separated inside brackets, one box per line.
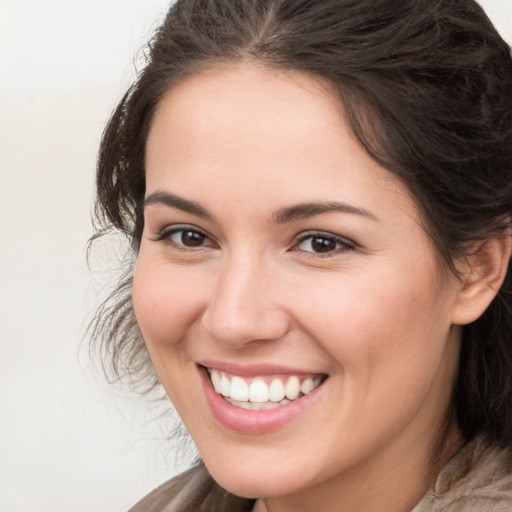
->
[0, 1, 511, 511]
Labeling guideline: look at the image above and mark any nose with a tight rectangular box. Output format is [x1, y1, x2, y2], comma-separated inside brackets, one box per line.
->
[200, 253, 291, 348]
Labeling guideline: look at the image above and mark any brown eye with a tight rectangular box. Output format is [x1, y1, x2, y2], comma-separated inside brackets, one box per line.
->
[310, 236, 337, 253]
[296, 233, 354, 255]
[178, 230, 207, 247]
[158, 227, 214, 248]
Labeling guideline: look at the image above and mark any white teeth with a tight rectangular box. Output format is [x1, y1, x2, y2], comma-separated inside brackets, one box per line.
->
[230, 376, 249, 401]
[208, 369, 323, 408]
[221, 374, 231, 397]
[268, 379, 285, 402]
[284, 376, 300, 400]
[226, 398, 282, 410]
[300, 377, 315, 395]
[226, 397, 293, 410]
[249, 380, 269, 403]
[211, 370, 221, 393]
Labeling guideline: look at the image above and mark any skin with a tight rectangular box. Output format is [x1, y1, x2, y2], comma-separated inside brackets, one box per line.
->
[132, 63, 502, 511]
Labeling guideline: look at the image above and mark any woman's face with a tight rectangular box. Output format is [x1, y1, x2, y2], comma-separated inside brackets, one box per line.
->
[133, 64, 464, 504]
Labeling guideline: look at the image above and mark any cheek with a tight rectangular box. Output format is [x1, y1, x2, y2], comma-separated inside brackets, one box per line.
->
[293, 263, 454, 385]
[132, 257, 208, 349]
[297, 274, 458, 445]
[131, 257, 213, 411]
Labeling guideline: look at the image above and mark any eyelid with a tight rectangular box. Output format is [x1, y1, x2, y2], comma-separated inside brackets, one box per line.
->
[150, 224, 355, 256]
[151, 223, 217, 249]
[291, 230, 356, 256]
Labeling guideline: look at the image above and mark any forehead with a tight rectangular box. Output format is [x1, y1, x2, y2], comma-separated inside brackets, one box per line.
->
[145, 63, 418, 224]
[147, 63, 344, 167]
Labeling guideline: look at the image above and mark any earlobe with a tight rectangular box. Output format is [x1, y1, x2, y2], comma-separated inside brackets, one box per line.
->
[451, 230, 512, 325]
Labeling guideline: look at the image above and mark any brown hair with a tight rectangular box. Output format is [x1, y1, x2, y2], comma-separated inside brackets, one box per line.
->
[91, 0, 512, 446]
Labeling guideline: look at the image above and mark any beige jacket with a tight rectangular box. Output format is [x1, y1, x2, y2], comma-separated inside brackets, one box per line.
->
[129, 436, 512, 512]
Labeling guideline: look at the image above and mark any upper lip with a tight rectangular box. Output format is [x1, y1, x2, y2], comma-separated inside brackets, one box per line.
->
[198, 360, 326, 377]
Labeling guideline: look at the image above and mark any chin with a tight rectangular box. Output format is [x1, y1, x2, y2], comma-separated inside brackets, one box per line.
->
[204, 459, 305, 499]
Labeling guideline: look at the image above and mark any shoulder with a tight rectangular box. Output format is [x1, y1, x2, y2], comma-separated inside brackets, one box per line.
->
[413, 436, 512, 512]
[127, 464, 254, 512]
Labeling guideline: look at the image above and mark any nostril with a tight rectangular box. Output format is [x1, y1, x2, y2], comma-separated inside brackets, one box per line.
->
[200, 304, 290, 347]
[201, 261, 291, 346]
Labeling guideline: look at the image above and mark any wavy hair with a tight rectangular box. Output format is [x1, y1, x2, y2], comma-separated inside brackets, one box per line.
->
[90, 0, 512, 445]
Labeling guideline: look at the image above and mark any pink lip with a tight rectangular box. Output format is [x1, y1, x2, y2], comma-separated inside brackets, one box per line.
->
[199, 359, 319, 377]
[198, 365, 326, 435]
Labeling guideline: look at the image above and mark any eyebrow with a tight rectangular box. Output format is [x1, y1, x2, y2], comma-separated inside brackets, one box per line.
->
[272, 201, 379, 224]
[144, 190, 378, 224]
[144, 190, 215, 220]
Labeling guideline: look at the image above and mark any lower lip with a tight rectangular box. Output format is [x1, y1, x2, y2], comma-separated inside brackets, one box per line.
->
[199, 366, 325, 434]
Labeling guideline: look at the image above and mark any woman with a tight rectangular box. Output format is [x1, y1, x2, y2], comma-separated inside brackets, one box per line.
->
[91, 0, 512, 510]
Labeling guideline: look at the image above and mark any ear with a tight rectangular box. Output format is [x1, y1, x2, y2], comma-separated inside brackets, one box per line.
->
[451, 231, 511, 325]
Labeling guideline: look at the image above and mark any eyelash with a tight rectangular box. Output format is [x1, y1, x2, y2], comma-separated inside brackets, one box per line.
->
[153, 225, 216, 250]
[291, 231, 355, 258]
[153, 225, 355, 257]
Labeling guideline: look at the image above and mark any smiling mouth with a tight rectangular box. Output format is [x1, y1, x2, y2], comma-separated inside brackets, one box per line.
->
[207, 368, 325, 411]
